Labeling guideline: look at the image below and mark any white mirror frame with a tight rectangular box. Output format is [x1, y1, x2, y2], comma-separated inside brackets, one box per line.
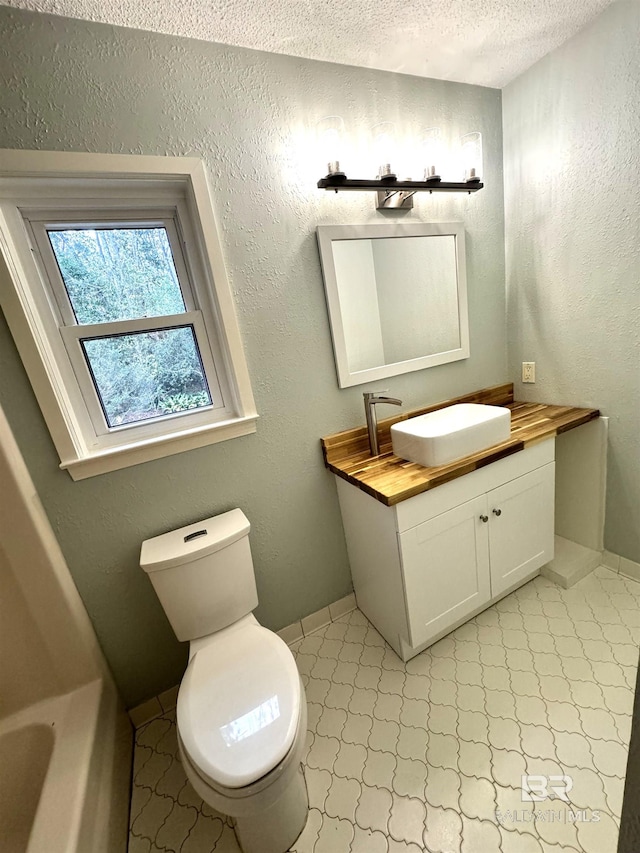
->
[317, 222, 470, 388]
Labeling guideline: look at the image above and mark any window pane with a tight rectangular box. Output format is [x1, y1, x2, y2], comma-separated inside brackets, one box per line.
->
[48, 227, 186, 324]
[81, 326, 212, 427]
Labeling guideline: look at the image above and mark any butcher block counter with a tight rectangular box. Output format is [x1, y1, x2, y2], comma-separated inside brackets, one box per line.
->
[321, 383, 599, 506]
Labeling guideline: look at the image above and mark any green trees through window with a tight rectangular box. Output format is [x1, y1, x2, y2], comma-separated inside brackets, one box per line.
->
[48, 227, 186, 323]
[48, 227, 212, 426]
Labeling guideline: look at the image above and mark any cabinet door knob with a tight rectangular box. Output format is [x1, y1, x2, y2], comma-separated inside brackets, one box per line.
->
[479, 514, 489, 523]
[492, 508, 502, 516]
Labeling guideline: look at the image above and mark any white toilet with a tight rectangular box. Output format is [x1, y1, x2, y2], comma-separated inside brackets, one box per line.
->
[140, 509, 309, 853]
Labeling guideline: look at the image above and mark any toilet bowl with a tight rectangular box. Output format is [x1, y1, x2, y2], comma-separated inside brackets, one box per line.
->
[140, 510, 309, 853]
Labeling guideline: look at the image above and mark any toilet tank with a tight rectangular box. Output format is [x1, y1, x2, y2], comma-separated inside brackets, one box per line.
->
[140, 509, 259, 642]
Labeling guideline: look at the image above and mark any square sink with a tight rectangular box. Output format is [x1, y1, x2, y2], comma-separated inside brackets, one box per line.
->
[391, 403, 511, 468]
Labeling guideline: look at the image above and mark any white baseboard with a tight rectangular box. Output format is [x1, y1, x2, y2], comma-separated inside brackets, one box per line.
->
[278, 591, 357, 645]
[603, 550, 640, 583]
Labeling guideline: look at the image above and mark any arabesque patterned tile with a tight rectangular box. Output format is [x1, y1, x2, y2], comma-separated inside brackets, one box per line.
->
[129, 566, 639, 852]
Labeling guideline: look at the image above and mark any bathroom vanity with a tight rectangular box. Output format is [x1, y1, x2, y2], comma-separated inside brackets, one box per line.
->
[321, 383, 599, 661]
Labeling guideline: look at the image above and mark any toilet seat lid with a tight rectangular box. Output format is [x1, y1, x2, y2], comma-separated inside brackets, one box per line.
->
[177, 624, 301, 789]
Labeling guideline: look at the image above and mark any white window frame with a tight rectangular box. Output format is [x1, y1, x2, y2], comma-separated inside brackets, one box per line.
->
[26, 209, 229, 442]
[0, 150, 258, 479]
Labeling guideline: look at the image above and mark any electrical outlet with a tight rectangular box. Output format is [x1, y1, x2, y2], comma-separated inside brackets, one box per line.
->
[522, 362, 536, 383]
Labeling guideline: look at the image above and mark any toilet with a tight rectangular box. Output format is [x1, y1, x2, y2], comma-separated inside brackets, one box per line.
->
[140, 509, 309, 853]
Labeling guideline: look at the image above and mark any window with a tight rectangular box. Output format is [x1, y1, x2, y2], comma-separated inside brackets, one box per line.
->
[0, 152, 257, 478]
[28, 214, 228, 437]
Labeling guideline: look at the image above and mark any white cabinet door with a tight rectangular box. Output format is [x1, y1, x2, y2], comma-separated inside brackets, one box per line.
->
[488, 462, 555, 598]
[400, 495, 491, 648]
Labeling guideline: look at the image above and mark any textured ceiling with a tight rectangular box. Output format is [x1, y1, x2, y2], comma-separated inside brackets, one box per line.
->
[1, 0, 617, 88]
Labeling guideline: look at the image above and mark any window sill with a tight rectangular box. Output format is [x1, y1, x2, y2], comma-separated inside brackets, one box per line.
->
[60, 414, 258, 480]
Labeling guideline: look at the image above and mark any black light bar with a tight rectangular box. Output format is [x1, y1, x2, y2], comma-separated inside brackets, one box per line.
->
[317, 176, 483, 193]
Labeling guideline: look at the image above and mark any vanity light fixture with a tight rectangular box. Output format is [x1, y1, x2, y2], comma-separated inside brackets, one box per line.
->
[317, 120, 483, 210]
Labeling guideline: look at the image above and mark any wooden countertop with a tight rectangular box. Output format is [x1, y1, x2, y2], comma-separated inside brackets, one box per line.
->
[321, 383, 599, 506]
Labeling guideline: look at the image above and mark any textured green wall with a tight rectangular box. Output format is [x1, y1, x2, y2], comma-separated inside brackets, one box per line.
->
[0, 7, 506, 708]
[503, 0, 640, 564]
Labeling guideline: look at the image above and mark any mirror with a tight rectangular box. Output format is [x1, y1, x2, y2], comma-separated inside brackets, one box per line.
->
[317, 222, 469, 388]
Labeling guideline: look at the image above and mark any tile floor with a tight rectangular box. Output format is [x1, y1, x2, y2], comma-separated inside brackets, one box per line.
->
[128, 566, 640, 853]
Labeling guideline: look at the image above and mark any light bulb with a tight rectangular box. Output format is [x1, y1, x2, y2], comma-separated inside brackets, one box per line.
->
[460, 131, 483, 182]
[371, 122, 396, 179]
[316, 116, 346, 176]
[421, 127, 443, 181]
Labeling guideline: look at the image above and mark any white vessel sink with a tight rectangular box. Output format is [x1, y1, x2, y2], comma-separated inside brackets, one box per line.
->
[391, 403, 511, 468]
